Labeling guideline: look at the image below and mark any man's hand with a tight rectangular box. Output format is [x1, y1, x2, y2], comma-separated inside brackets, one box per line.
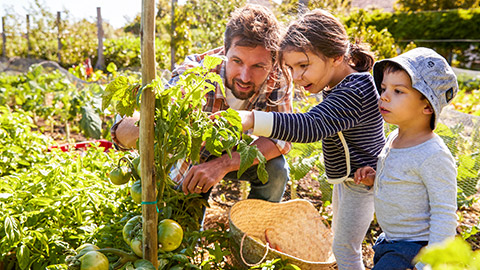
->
[181, 158, 230, 194]
[354, 166, 376, 186]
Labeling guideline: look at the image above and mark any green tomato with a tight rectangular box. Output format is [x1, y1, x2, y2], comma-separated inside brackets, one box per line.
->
[130, 238, 143, 257]
[79, 251, 109, 270]
[109, 166, 131, 185]
[123, 215, 142, 245]
[76, 244, 99, 257]
[158, 219, 183, 252]
[131, 180, 142, 204]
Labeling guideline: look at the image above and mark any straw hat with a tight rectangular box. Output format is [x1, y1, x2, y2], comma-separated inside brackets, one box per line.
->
[229, 199, 336, 269]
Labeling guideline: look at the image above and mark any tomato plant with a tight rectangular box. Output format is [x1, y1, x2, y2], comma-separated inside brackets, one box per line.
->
[102, 55, 267, 205]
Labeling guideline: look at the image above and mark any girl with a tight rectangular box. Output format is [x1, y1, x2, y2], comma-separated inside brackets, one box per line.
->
[237, 9, 385, 270]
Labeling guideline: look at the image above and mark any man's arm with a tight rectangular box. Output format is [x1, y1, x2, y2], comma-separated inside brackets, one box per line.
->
[182, 136, 281, 194]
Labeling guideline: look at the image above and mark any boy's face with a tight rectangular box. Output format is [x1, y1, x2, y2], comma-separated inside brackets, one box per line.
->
[224, 37, 273, 100]
[379, 70, 433, 128]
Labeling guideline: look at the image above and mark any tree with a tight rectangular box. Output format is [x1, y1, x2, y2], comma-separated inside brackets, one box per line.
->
[396, 0, 480, 11]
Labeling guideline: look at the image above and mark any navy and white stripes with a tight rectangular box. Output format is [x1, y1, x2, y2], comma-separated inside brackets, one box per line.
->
[270, 73, 386, 179]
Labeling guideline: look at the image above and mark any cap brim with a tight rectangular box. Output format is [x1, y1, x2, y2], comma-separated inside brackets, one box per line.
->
[372, 60, 389, 95]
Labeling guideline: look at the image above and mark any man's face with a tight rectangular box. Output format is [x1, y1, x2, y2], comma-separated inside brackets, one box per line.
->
[225, 37, 273, 100]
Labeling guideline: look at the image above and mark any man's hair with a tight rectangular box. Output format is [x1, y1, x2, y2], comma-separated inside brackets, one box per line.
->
[224, 4, 281, 63]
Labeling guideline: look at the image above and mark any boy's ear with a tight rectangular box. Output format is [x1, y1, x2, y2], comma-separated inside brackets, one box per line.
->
[423, 104, 434, 115]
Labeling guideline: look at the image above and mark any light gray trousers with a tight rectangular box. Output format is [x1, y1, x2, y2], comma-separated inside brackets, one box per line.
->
[332, 180, 374, 270]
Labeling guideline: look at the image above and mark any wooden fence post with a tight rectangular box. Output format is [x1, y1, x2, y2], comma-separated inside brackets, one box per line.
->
[140, 0, 158, 267]
[57, 12, 62, 63]
[26, 15, 32, 57]
[95, 7, 105, 70]
[170, 0, 177, 70]
[2, 17, 6, 58]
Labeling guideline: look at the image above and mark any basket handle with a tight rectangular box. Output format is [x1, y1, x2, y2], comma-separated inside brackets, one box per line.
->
[240, 233, 270, 267]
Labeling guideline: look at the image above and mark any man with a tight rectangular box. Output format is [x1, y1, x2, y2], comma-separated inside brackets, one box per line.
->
[111, 4, 292, 209]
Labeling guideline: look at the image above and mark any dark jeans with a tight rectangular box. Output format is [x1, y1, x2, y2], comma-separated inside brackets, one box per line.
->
[372, 233, 428, 270]
[198, 155, 290, 227]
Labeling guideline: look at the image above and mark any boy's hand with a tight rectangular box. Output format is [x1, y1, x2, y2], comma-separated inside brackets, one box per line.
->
[354, 166, 376, 186]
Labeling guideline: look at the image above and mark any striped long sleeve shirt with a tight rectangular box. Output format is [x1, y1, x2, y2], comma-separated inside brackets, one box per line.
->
[253, 72, 385, 180]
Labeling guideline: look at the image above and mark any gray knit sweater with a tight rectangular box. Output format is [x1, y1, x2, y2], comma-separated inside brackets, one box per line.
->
[374, 129, 457, 246]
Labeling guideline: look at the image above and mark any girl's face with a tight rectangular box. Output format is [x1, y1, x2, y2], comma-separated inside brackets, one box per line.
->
[282, 50, 337, 94]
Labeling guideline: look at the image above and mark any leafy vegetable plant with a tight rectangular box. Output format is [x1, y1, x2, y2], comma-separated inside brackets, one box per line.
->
[102, 55, 267, 204]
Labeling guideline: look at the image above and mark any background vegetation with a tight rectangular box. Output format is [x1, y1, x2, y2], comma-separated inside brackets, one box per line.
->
[0, 0, 479, 269]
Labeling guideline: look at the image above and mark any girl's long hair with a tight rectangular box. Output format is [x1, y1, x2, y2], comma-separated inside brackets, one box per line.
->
[279, 9, 374, 84]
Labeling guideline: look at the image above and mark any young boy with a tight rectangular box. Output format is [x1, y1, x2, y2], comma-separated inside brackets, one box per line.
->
[354, 47, 458, 270]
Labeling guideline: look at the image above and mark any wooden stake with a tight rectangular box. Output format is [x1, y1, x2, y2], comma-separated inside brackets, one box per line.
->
[57, 12, 62, 64]
[140, 0, 158, 267]
[95, 7, 105, 70]
[26, 15, 31, 56]
[2, 17, 6, 58]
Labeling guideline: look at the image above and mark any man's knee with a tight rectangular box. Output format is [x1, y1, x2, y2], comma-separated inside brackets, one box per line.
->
[248, 155, 289, 202]
[264, 155, 290, 183]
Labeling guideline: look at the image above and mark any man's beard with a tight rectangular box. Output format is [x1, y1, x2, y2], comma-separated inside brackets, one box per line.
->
[227, 78, 267, 100]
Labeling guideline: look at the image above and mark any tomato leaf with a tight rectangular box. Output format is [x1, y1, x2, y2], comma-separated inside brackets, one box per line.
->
[4, 216, 21, 243]
[17, 244, 31, 270]
[80, 106, 102, 139]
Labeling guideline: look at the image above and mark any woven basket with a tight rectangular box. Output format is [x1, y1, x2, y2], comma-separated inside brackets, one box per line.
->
[229, 199, 336, 269]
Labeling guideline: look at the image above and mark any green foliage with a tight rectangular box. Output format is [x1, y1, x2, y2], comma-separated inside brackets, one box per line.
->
[0, 132, 138, 269]
[0, 65, 107, 140]
[344, 8, 480, 60]
[0, 1, 121, 68]
[0, 106, 50, 176]
[103, 36, 172, 70]
[396, 0, 480, 11]
[188, 0, 246, 53]
[415, 237, 480, 269]
[102, 55, 267, 203]
[420, 122, 480, 209]
[341, 10, 398, 60]
[251, 258, 301, 270]
[452, 74, 480, 115]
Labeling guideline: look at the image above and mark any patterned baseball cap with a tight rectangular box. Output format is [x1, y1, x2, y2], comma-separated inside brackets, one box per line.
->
[373, 47, 459, 130]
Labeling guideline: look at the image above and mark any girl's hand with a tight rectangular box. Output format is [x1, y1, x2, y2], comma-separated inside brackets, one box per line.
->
[354, 166, 376, 186]
[209, 110, 255, 131]
[237, 110, 254, 131]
